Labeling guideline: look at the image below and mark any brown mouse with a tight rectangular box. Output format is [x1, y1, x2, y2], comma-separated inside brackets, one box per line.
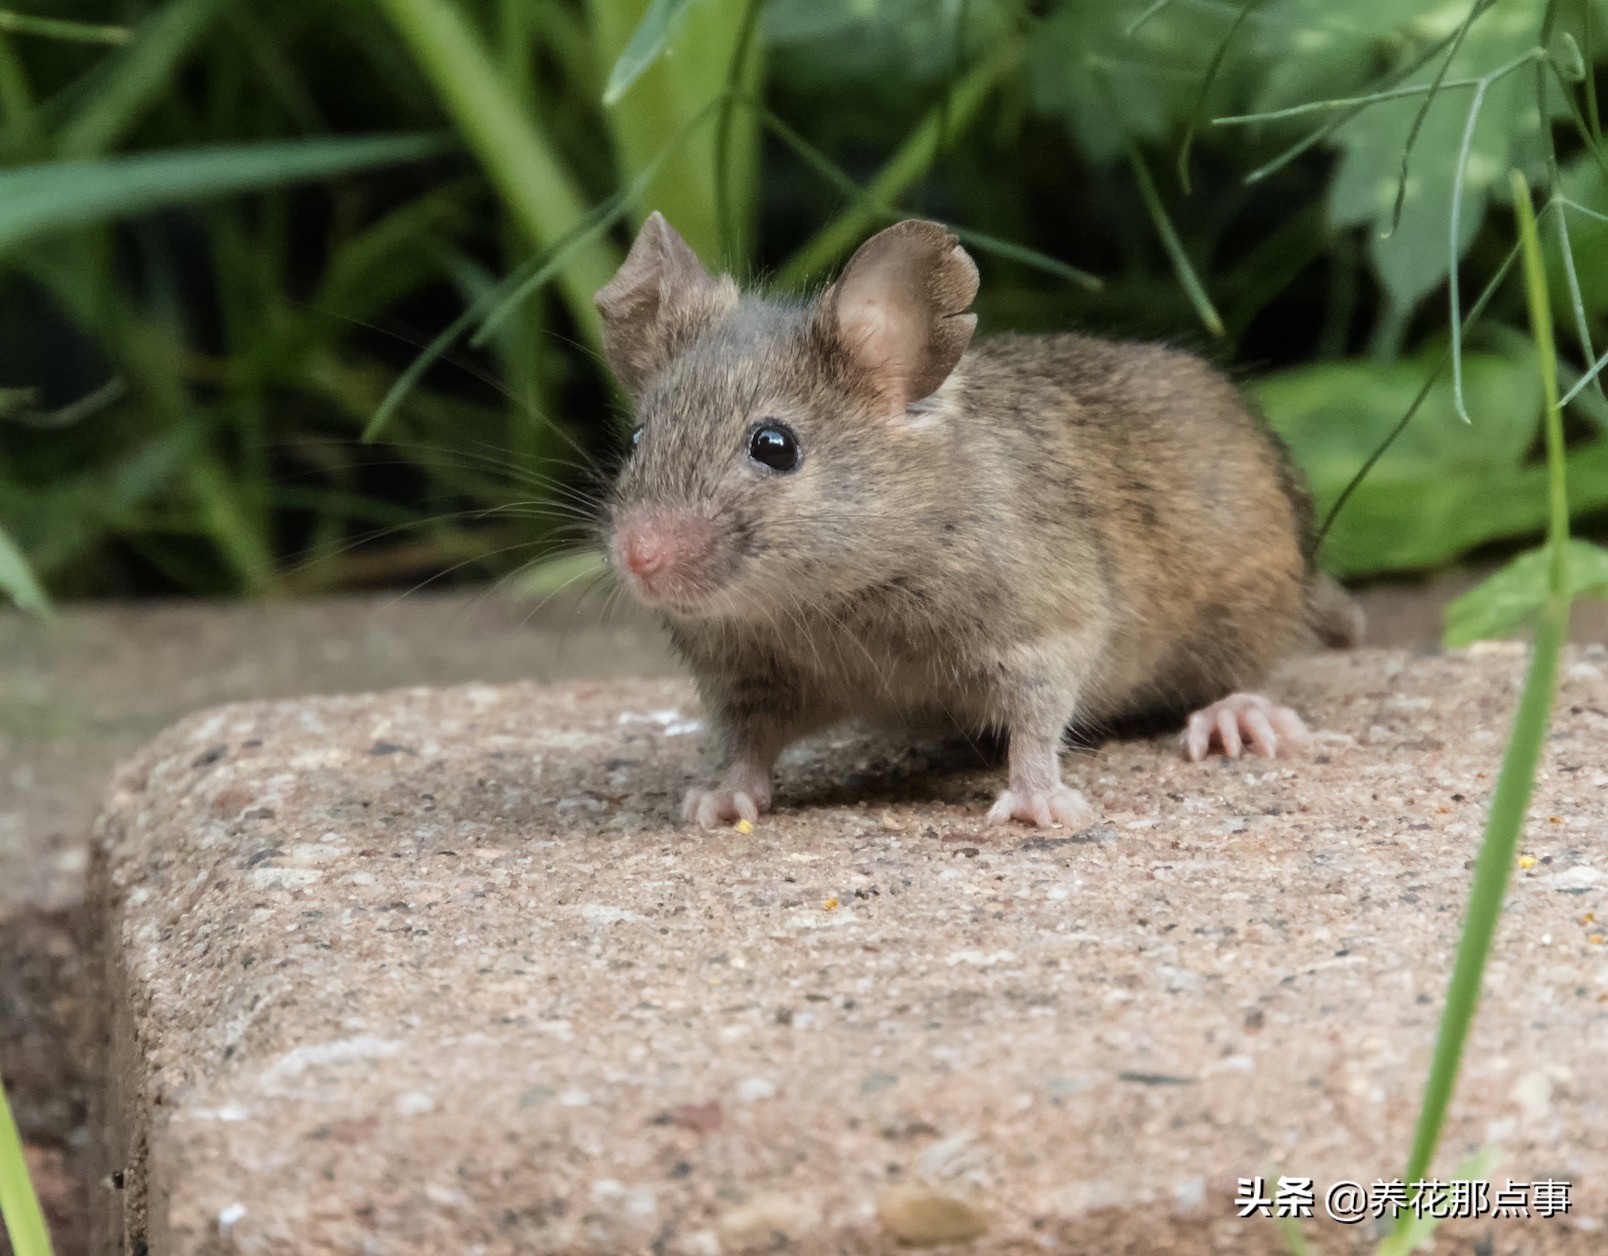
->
[596, 213, 1360, 829]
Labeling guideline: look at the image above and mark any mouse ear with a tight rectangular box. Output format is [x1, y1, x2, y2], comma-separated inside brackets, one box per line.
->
[819, 220, 979, 419]
[596, 212, 737, 394]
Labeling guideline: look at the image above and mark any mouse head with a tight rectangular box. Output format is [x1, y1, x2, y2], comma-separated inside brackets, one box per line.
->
[600, 212, 978, 622]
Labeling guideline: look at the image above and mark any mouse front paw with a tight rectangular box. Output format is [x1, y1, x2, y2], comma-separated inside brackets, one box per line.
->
[985, 784, 1096, 830]
[681, 784, 771, 829]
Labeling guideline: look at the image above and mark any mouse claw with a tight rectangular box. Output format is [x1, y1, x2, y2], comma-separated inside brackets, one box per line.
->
[985, 785, 1096, 831]
[1181, 693, 1311, 762]
[681, 786, 766, 829]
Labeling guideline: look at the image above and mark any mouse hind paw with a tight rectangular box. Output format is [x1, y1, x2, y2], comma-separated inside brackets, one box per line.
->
[985, 784, 1096, 830]
[1181, 692, 1310, 762]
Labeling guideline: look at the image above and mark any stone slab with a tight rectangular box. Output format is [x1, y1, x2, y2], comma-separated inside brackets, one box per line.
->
[90, 647, 1608, 1254]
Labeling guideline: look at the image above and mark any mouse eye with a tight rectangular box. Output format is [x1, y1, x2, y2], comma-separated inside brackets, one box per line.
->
[747, 422, 800, 474]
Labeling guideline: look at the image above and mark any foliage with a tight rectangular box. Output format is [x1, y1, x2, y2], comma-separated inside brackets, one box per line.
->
[0, 0, 1606, 606]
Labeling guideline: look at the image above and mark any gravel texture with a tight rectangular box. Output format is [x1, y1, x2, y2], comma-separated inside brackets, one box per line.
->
[88, 645, 1608, 1254]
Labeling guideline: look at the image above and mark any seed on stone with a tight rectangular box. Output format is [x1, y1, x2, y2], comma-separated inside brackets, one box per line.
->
[877, 1186, 988, 1246]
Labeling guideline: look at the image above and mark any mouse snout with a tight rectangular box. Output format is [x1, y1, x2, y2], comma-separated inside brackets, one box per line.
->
[611, 506, 724, 609]
[620, 527, 667, 576]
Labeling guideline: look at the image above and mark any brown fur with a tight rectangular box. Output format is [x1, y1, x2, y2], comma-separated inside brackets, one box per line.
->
[598, 214, 1358, 825]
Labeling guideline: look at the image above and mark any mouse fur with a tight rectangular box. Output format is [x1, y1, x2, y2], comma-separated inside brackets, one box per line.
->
[596, 213, 1359, 828]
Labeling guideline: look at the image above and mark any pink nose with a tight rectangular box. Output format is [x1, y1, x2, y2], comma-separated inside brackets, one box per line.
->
[622, 527, 665, 576]
[614, 509, 716, 588]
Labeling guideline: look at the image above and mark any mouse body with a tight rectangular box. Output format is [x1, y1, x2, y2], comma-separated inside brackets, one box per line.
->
[596, 214, 1359, 828]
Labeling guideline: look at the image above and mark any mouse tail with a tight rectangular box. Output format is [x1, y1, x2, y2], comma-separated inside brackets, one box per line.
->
[1307, 572, 1364, 650]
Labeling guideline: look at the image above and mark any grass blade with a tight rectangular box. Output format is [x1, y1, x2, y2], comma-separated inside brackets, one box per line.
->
[756, 101, 1100, 291]
[1386, 169, 1568, 1253]
[1177, 0, 1265, 194]
[0, 11, 129, 44]
[775, 38, 1020, 287]
[603, 0, 693, 106]
[1383, 0, 1488, 240]
[57, 0, 230, 158]
[372, 0, 619, 349]
[0, 521, 50, 616]
[0, 1070, 53, 1256]
[1127, 134, 1223, 335]
[0, 134, 448, 257]
[471, 93, 727, 345]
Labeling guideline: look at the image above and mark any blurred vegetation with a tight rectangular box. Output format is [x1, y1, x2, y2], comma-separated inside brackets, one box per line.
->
[1, 0, 1607, 605]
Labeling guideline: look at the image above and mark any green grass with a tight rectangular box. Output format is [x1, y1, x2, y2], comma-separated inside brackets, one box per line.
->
[0, 1070, 52, 1256]
[1381, 170, 1574, 1254]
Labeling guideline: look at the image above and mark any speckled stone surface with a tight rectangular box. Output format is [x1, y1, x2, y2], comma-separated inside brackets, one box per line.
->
[90, 647, 1608, 1255]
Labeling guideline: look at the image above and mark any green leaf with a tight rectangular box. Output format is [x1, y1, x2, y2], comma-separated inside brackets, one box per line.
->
[1443, 539, 1608, 646]
[1252, 345, 1608, 577]
[0, 134, 447, 258]
[604, 0, 697, 106]
[0, 522, 50, 616]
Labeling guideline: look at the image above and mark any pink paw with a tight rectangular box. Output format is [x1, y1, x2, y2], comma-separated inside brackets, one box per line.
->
[1181, 692, 1311, 762]
[681, 785, 769, 829]
[985, 784, 1096, 830]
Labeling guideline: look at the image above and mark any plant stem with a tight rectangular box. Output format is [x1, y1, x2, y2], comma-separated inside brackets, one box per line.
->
[1384, 167, 1568, 1255]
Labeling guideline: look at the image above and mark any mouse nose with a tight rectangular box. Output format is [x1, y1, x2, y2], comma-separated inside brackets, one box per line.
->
[621, 528, 665, 576]
[613, 507, 718, 593]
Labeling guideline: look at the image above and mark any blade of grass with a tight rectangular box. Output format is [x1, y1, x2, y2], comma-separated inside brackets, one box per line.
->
[714, 0, 762, 262]
[0, 11, 129, 44]
[0, 1070, 53, 1256]
[473, 92, 728, 344]
[0, 521, 50, 615]
[1092, 63, 1221, 332]
[1382, 1149, 1497, 1254]
[1124, 130, 1224, 334]
[372, 0, 619, 349]
[0, 133, 448, 257]
[1384, 0, 1489, 239]
[363, 159, 658, 443]
[1382, 170, 1568, 1254]
[1177, 0, 1265, 194]
[755, 101, 1100, 290]
[56, 0, 230, 158]
[602, 0, 693, 105]
[774, 37, 1020, 287]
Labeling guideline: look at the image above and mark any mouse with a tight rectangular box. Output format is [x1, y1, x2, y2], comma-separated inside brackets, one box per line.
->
[596, 213, 1361, 829]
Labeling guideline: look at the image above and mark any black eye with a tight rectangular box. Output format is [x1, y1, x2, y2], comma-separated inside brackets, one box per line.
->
[748, 423, 800, 473]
